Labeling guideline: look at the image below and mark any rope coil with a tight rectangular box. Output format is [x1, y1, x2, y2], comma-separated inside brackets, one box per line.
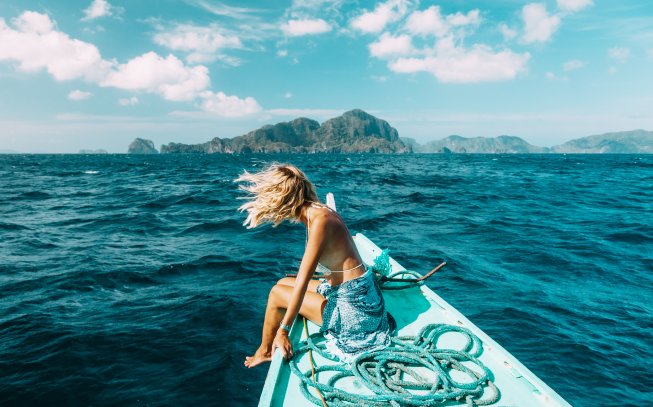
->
[289, 324, 500, 407]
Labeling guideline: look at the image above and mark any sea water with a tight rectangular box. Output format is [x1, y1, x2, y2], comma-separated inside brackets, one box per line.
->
[1, 154, 651, 406]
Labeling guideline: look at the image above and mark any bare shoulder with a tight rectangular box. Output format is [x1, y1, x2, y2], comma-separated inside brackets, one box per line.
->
[309, 207, 339, 234]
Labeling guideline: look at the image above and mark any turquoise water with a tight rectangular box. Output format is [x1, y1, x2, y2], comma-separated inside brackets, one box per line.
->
[1, 154, 651, 406]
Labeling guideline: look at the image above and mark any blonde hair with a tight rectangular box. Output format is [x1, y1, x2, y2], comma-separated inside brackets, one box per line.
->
[235, 163, 318, 229]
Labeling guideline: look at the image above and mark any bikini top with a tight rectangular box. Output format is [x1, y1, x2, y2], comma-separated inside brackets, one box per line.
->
[306, 202, 364, 276]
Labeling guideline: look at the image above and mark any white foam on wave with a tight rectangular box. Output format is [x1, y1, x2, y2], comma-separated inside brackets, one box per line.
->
[83, 170, 99, 175]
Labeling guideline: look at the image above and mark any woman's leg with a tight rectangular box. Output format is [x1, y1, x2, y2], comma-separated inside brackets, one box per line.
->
[244, 281, 326, 368]
[277, 276, 322, 292]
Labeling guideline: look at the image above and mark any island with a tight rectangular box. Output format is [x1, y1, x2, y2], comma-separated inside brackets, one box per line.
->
[128, 138, 159, 154]
[160, 109, 409, 153]
[127, 110, 652, 154]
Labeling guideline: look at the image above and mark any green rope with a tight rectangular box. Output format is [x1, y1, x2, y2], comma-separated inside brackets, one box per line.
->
[288, 324, 500, 407]
[371, 249, 426, 290]
[288, 251, 499, 405]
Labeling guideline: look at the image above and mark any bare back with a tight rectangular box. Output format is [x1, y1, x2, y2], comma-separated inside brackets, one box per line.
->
[306, 203, 365, 287]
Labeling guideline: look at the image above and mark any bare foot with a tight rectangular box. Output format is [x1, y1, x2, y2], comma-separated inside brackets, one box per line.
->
[244, 347, 272, 368]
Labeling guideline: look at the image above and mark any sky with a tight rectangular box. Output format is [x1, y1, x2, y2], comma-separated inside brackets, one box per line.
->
[0, 0, 652, 153]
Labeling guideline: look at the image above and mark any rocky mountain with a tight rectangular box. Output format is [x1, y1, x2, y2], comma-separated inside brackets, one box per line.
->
[413, 135, 549, 153]
[159, 109, 410, 154]
[128, 138, 159, 154]
[130, 113, 652, 155]
[551, 130, 653, 153]
[404, 130, 652, 153]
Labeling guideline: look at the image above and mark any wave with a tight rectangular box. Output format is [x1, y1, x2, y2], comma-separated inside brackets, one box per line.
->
[0, 221, 29, 231]
[14, 190, 52, 200]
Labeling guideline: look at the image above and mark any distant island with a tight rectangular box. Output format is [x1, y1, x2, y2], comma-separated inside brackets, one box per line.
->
[128, 138, 159, 154]
[78, 149, 108, 154]
[127, 109, 653, 154]
[158, 109, 407, 154]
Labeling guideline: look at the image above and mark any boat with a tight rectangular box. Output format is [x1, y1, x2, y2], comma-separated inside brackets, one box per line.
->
[259, 196, 570, 407]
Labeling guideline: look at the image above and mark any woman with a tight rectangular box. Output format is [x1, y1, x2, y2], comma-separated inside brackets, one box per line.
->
[237, 164, 394, 368]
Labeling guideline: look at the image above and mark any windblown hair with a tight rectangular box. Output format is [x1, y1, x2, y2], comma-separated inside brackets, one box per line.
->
[235, 163, 318, 229]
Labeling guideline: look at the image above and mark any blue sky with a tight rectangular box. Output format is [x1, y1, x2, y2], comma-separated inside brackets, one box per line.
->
[0, 0, 652, 152]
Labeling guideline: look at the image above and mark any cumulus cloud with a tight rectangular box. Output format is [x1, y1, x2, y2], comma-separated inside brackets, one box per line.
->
[119, 96, 138, 106]
[68, 90, 93, 100]
[405, 6, 480, 38]
[405, 6, 447, 37]
[281, 18, 331, 36]
[0, 11, 263, 115]
[82, 0, 113, 21]
[350, 0, 411, 34]
[359, 3, 528, 84]
[556, 0, 593, 13]
[521, 3, 560, 44]
[498, 23, 517, 41]
[153, 24, 242, 64]
[563, 59, 584, 71]
[101, 52, 210, 101]
[447, 10, 481, 27]
[608, 47, 630, 63]
[199, 91, 262, 117]
[388, 38, 530, 83]
[0, 11, 111, 81]
[369, 33, 414, 58]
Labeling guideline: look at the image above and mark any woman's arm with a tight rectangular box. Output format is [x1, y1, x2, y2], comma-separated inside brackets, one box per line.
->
[271, 216, 328, 359]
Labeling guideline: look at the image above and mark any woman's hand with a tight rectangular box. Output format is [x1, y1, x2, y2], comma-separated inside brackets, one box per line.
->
[271, 329, 293, 361]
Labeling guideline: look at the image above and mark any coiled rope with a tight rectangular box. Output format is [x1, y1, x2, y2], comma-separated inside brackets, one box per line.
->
[289, 323, 500, 406]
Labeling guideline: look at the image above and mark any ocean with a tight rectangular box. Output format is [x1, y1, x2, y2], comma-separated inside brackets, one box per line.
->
[1, 153, 651, 406]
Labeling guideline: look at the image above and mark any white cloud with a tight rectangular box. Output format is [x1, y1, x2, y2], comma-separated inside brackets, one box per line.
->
[101, 52, 210, 101]
[199, 91, 261, 117]
[563, 59, 584, 71]
[0, 11, 261, 115]
[608, 47, 630, 63]
[281, 19, 332, 36]
[388, 38, 530, 83]
[13, 10, 53, 33]
[119, 96, 139, 106]
[405, 6, 448, 37]
[498, 23, 517, 41]
[545, 71, 557, 80]
[277, 49, 288, 57]
[0, 11, 111, 81]
[556, 0, 593, 13]
[153, 24, 242, 64]
[350, 0, 411, 34]
[82, 0, 113, 21]
[405, 6, 480, 38]
[284, 92, 293, 98]
[447, 10, 481, 27]
[369, 32, 414, 58]
[68, 90, 93, 100]
[521, 3, 560, 44]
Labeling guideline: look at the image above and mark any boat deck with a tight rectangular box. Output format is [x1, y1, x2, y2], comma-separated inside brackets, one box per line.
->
[259, 233, 570, 407]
